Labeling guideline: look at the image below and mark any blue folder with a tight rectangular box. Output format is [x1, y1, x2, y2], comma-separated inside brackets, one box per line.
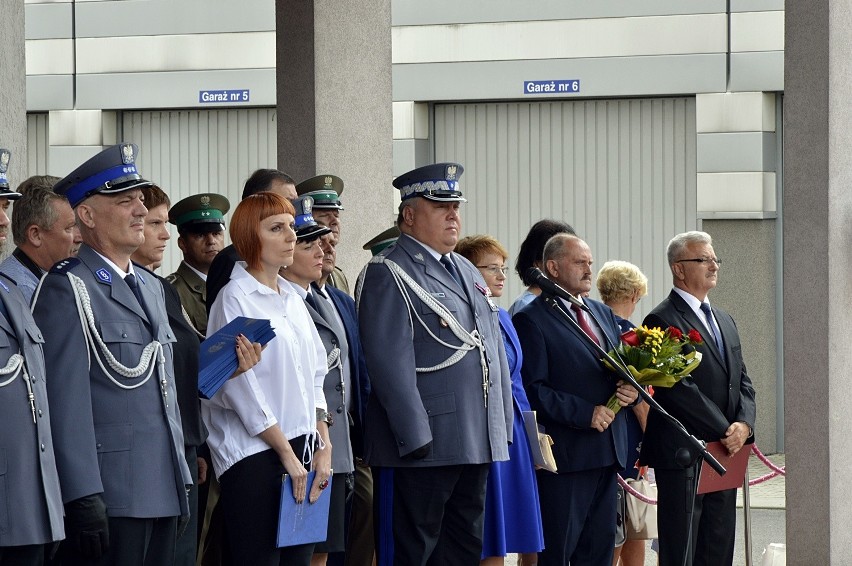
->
[277, 470, 332, 547]
[198, 316, 275, 399]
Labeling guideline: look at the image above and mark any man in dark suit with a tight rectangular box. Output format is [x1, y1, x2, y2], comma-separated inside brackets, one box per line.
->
[33, 144, 191, 565]
[639, 231, 755, 566]
[357, 163, 513, 565]
[0, 150, 64, 565]
[512, 233, 638, 566]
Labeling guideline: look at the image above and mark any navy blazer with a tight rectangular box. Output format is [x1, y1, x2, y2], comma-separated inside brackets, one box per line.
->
[639, 290, 756, 469]
[513, 295, 629, 473]
[326, 284, 371, 456]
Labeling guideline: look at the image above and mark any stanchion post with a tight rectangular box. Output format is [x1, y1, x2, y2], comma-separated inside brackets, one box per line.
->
[742, 466, 753, 566]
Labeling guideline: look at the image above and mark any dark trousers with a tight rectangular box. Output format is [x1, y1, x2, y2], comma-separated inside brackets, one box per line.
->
[655, 467, 737, 566]
[175, 445, 199, 566]
[374, 464, 489, 566]
[344, 461, 375, 566]
[0, 544, 44, 566]
[537, 466, 616, 566]
[219, 441, 314, 566]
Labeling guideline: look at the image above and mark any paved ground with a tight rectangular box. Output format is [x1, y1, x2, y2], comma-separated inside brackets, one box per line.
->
[505, 451, 786, 566]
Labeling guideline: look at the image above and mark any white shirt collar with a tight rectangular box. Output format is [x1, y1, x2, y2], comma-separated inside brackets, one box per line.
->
[183, 261, 208, 282]
[93, 250, 134, 279]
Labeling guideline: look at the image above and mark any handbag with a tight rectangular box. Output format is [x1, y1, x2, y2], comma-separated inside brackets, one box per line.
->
[624, 478, 658, 540]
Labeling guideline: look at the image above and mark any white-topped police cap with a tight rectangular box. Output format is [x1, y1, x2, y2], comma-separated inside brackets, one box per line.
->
[291, 195, 332, 241]
[53, 143, 152, 208]
[0, 149, 21, 200]
[392, 162, 466, 202]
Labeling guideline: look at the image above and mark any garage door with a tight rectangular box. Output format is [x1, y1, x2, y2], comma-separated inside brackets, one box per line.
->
[434, 98, 697, 319]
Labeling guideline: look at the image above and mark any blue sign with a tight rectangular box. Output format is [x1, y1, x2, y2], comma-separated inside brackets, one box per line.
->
[523, 80, 580, 95]
[199, 90, 250, 103]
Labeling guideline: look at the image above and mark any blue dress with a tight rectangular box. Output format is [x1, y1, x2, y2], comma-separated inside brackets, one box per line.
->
[481, 308, 546, 557]
[615, 316, 644, 479]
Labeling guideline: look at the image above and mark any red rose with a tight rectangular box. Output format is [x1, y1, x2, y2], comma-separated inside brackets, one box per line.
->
[620, 329, 640, 346]
[667, 326, 683, 340]
[688, 329, 703, 344]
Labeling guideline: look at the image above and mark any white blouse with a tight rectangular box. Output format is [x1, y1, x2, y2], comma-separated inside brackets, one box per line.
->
[202, 262, 328, 479]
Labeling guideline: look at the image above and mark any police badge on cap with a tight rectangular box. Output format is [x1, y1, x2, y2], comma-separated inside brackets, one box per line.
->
[392, 162, 466, 202]
[291, 195, 332, 241]
[53, 143, 152, 208]
[0, 149, 22, 200]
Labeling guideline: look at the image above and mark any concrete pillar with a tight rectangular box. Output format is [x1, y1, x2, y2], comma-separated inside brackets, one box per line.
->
[784, 1, 852, 562]
[276, 0, 394, 281]
[1, 0, 27, 189]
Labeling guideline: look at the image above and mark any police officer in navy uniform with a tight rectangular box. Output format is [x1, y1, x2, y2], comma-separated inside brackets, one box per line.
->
[0, 149, 64, 566]
[296, 174, 350, 294]
[33, 144, 192, 565]
[166, 193, 231, 336]
[356, 163, 513, 565]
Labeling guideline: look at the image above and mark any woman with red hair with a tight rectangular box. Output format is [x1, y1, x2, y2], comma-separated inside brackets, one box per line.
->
[202, 192, 332, 565]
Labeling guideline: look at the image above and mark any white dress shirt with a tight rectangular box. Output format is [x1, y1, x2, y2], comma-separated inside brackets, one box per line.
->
[202, 262, 328, 479]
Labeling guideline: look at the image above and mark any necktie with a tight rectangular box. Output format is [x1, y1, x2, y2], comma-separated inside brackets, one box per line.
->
[571, 303, 600, 346]
[699, 302, 725, 359]
[305, 291, 320, 312]
[125, 273, 144, 307]
[440, 255, 462, 286]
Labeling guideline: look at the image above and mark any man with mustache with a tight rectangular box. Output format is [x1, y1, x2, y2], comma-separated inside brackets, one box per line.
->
[512, 233, 638, 565]
[32, 144, 192, 565]
[0, 149, 65, 565]
[166, 193, 231, 336]
[0, 175, 82, 303]
[357, 162, 513, 565]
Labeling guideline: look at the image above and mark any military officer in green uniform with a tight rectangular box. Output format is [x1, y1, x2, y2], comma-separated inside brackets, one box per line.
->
[296, 174, 350, 294]
[166, 193, 230, 335]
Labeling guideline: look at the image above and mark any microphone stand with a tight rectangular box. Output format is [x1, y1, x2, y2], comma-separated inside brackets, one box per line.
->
[541, 291, 725, 566]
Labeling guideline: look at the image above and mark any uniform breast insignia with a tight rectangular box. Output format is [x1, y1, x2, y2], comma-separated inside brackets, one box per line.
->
[49, 257, 81, 274]
[95, 268, 112, 284]
[475, 282, 498, 312]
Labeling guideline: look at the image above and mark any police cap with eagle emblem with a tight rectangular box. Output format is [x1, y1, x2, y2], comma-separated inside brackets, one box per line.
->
[0, 149, 22, 200]
[168, 193, 231, 234]
[393, 162, 465, 202]
[296, 174, 344, 210]
[291, 195, 332, 242]
[53, 143, 153, 207]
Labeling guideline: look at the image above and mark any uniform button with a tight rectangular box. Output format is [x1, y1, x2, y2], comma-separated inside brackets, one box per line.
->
[122, 332, 128, 338]
[31, 376, 36, 383]
[335, 384, 342, 391]
[398, 440, 405, 446]
[167, 334, 172, 339]
[96, 443, 102, 449]
[37, 334, 42, 340]
[38, 409, 43, 417]
[41, 443, 45, 451]
[336, 406, 344, 414]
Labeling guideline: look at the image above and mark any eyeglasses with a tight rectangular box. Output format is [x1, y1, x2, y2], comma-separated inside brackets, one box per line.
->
[676, 257, 721, 266]
[477, 265, 509, 276]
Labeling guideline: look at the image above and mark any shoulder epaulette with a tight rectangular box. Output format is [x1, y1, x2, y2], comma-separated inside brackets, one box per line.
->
[165, 273, 178, 284]
[50, 257, 81, 274]
[0, 271, 18, 287]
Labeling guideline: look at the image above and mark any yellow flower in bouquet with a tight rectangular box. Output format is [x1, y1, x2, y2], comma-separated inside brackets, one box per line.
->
[603, 325, 703, 413]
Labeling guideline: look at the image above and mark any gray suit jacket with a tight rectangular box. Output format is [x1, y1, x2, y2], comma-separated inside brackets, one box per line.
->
[304, 291, 354, 474]
[0, 273, 64, 546]
[33, 244, 191, 518]
[356, 234, 512, 467]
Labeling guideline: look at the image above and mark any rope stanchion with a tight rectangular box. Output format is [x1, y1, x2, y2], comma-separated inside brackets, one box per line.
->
[619, 443, 785, 504]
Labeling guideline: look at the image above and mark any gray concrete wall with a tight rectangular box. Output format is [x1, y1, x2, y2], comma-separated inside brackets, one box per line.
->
[277, 0, 394, 284]
[784, 0, 852, 561]
[2, 0, 27, 193]
[704, 219, 778, 453]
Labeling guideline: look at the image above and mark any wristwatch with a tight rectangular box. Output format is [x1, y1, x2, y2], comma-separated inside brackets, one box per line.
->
[316, 407, 334, 427]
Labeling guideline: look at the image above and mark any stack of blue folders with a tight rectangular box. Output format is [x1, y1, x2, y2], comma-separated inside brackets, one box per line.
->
[198, 316, 276, 399]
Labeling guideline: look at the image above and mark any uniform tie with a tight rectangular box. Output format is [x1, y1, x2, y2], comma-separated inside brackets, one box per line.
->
[440, 255, 462, 286]
[125, 273, 144, 308]
[571, 303, 600, 346]
[699, 302, 725, 360]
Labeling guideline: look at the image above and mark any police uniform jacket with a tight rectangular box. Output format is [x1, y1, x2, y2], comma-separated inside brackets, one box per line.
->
[167, 261, 208, 335]
[0, 273, 64, 546]
[33, 245, 191, 518]
[356, 233, 512, 467]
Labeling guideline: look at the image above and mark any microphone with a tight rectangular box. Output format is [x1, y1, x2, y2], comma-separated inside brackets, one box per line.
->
[526, 267, 587, 310]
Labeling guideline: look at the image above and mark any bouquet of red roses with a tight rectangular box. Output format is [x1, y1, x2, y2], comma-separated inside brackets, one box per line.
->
[603, 325, 703, 414]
